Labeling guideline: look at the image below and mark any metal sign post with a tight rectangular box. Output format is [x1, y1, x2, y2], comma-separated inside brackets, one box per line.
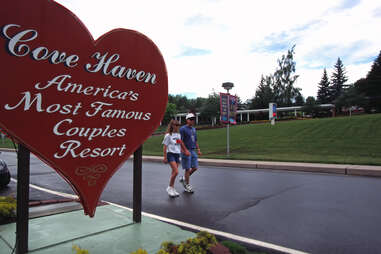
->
[222, 82, 234, 157]
[227, 95, 230, 157]
[133, 146, 142, 223]
[16, 144, 30, 254]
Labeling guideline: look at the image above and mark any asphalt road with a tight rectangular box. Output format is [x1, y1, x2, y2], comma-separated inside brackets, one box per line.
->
[1, 151, 381, 254]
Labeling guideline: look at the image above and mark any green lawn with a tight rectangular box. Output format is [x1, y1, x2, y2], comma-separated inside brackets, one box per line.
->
[0, 137, 17, 150]
[143, 114, 381, 165]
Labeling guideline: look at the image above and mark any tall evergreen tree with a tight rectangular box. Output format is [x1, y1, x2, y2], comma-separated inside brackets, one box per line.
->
[366, 50, 381, 80]
[356, 50, 381, 112]
[330, 58, 348, 101]
[317, 68, 331, 104]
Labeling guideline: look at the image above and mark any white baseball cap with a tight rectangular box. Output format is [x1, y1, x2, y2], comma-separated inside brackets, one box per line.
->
[185, 113, 196, 120]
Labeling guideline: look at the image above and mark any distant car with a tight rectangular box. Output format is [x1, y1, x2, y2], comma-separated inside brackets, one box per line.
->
[0, 152, 10, 188]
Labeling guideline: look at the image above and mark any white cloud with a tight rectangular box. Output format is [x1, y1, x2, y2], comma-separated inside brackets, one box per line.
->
[56, 0, 381, 102]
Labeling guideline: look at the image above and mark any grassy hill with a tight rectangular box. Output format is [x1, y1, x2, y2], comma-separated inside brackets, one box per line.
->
[143, 114, 381, 165]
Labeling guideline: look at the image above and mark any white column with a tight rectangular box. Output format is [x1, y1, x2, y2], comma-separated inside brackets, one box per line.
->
[247, 112, 249, 122]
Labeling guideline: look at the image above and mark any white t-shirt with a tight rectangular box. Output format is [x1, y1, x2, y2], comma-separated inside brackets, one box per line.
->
[162, 133, 181, 154]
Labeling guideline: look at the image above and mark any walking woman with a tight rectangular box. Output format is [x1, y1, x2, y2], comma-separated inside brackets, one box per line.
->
[162, 119, 190, 197]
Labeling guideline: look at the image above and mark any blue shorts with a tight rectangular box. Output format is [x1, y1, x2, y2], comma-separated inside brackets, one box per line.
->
[181, 149, 198, 170]
[167, 152, 180, 163]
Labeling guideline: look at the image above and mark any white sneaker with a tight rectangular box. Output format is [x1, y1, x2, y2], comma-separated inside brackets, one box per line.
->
[166, 186, 176, 197]
[184, 184, 194, 193]
[167, 186, 179, 197]
[172, 187, 180, 196]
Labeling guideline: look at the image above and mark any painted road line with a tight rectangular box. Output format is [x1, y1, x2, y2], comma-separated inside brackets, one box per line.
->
[107, 201, 309, 254]
[11, 178, 78, 199]
[14, 178, 308, 254]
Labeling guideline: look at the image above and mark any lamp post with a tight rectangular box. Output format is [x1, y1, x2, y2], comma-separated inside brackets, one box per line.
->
[222, 82, 234, 157]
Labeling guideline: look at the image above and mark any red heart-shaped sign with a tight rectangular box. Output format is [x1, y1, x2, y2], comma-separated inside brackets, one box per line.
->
[0, 0, 168, 217]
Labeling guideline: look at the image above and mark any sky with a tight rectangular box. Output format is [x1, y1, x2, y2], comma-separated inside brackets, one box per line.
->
[56, 0, 381, 102]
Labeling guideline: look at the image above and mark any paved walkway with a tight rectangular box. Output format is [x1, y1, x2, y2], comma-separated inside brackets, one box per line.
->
[0, 203, 196, 254]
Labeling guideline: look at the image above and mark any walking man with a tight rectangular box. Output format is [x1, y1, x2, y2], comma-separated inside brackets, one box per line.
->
[179, 113, 202, 193]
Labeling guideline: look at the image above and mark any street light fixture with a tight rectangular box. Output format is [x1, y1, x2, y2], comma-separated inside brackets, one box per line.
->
[222, 82, 234, 157]
[222, 82, 234, 92]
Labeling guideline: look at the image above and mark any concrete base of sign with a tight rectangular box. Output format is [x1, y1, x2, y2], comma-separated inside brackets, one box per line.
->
[0, 204, 195, 254]
[29, 201, 84, 218]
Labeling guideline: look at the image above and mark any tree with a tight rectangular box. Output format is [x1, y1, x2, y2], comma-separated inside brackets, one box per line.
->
[302, 96, 318, 116]
[366, 50, 381, 80]
[186, 97, 205, 113]
[199, 92, 220, 124]
[168, 94, 211, 114]
[273, 45, 301, 106]
[162, 103, 177, 124]
[294, 93, 305, 106]
[251, 75, 274, 109]
[168, 94, 189, 112]
[330, 58, 348, 102]
[359, 50, 381, 112]
[316, 68, 331, 104]
[251, 46, 302, 109]
[233, 94, 246, 110]
[334, 84, 367, 113]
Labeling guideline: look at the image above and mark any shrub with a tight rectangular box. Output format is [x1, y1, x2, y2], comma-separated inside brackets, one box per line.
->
[0, 196, 16, 219]
[131, 248, 148, 254]
[72, 245, 89, 254]
[221, 240, 247, 254]
[156, 231, 217, 254]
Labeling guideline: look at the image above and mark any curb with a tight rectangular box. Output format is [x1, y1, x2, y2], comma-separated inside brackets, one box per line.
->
[142, 155, 381, 178]
[0, 148, 16, 152]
